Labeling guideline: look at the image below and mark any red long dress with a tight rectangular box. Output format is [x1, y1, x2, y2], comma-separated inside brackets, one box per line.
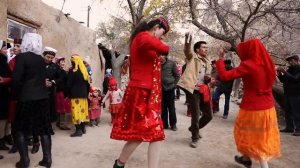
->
[110, 31, 169, 142]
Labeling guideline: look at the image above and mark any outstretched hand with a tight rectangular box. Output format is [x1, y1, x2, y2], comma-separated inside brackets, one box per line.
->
[219, 47, 226, 59]
[185, 32, 192, 44]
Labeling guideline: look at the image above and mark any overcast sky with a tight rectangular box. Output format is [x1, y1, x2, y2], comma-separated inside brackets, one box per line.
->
[41, 0, 122, 29]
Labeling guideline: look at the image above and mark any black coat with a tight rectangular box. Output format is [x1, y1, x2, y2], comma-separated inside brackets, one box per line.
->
[56, 68, 68, 93]
[0, 54, 11, 119]
[215, 65, 234, 93]
[12, 52, 49, 101]
[67, 70, 90, 98]
[278, 65, 300, 95]
[45, 62, 63, 94]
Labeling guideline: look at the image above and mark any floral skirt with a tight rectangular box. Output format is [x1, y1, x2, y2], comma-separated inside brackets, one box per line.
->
[71, 98, 89, 125]
[111, 86, 164, 142]
[89, 109, 101, 120]
[109, 103, 122, 114]
[234, 107, 280, 161]
[56, 92, 71, 113]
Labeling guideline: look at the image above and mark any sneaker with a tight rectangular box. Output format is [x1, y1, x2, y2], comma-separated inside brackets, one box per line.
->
[190, 140, 198, 148]
[234, 155, 252, 168]
[280, 128, 294, 133]
[223, 115, 228, 119]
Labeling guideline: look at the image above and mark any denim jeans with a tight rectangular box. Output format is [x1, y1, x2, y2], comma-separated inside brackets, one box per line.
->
[212, 88, 231, 116]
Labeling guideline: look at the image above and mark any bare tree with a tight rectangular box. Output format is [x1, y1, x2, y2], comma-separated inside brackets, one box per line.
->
[188, 0, 300, 54]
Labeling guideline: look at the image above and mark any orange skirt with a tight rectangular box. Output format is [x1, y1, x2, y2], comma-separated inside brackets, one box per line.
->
[234, 107, 280, 161]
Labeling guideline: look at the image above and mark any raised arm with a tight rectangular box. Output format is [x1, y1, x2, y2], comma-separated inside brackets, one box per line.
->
[183, 33, 193, 60]
[216, 59, 251, 81]
[139, 33, 169, 56]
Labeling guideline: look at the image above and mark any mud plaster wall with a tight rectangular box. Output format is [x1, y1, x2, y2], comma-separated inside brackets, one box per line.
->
[0, 0, 8, 39]
[2, 0, 105, 87]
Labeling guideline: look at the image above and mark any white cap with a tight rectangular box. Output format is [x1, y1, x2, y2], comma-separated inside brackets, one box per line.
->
[44, 46, 57, 53]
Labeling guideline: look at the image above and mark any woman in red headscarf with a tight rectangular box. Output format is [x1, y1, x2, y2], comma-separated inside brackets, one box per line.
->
[111, 17, 170, 168]
[216, 39, 280, 168]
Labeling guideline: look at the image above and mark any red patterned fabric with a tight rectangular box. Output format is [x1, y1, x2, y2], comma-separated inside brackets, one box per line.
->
[197, 84, 211, 103]
[111, 86, 164, 142]
[56, 92, 71, 113]
[89, 96, 101, 119]
[111, 31, 167, 142]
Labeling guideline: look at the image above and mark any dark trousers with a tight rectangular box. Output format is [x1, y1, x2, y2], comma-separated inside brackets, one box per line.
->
[175, 86, 181, 99]
[49, 93, 57, 122]
[212, 88, 231, 116]
[186, 90, 212, 141]
[162, 89, 177, 128]
[285, 95, 300, 132]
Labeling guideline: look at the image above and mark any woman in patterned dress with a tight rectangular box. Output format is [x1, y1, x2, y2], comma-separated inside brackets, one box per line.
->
[111, 17, 170, 168]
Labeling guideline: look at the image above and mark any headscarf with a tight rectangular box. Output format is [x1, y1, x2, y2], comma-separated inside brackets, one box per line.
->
[21, 33, 43, 55]
[55, 56, 65, 64]
[0, 40, 7, 50]
[237, 39, 276, 85]
[70, 54, 89, 81]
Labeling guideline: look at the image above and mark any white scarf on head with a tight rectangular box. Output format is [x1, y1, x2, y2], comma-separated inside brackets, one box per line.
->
[0, 40, 4, 50]
[21, 33, 43, 55]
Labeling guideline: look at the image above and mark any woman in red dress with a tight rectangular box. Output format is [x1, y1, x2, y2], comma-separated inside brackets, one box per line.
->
[111, 17, 170, 168]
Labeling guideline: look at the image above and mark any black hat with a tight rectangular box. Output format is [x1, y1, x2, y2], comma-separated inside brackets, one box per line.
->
[224, 59, 232, 65]
[286, 55, 299, 61]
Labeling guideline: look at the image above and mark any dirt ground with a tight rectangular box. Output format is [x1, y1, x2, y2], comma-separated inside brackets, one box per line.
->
[1, 95, 300, 168]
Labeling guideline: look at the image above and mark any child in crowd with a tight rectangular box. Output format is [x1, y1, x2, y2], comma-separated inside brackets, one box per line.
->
[88, 87, 102, 126]
[102, 77, 123, 123]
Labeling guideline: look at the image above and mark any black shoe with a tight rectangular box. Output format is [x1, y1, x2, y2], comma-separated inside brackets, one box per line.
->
[15, 160, 30, 168]
[113, 159, 125, 168]
[0, 139, 9, 150]
[31, 143, 40, 154]
[292, 132, 300, 136]
[80, 123, 86, 134]
[234, 155, 252, 168]
[0, 155, 3, 159]
[171, 125, 178, 131]
[70, 125, 83, 137]
[39, 135, 52, 168]
[9, 145, 18, 154]
[280, 128, 294, 133]
[59, 124, 71, 130]
[163, 126, 169, 129]
[4, 135, 14, 145]
[39, 159, 52, 168]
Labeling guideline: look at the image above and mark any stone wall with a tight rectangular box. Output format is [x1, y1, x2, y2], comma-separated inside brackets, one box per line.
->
[1, 0, 105, 87]
[0, 0, 8, 39]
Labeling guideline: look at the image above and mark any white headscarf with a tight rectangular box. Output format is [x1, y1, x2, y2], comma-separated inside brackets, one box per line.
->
[21, 33, 43, 55]
[0, 40, 6, 50]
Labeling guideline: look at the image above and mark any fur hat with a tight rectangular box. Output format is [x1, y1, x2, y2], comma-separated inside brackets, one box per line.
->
[286, 55, 299, 61]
